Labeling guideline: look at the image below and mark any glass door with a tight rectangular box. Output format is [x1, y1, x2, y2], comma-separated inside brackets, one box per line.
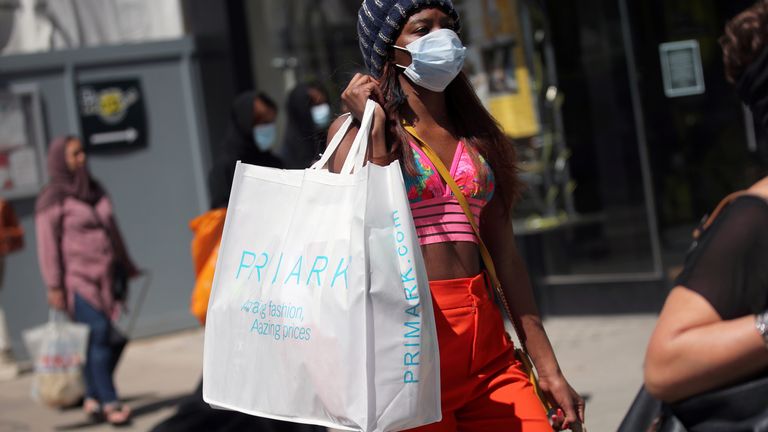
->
[505, 0, 664, 284]
[627, 0, 768, 270]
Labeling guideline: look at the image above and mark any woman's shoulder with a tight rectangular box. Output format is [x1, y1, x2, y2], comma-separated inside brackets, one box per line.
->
[35, 199, 63, 220]
[701, 178, 768, 235]
[708, 193, 768, 242]
[63, 195, 112, 219]
[675, 191, 768, 319]
[325, 114, 358, 173]
[747, 177, 768, 201]
[723, 187, 768, 222]
[327, 113, 357, 139]
[94, 194, 113, 211]
[680, 191, 768, 273]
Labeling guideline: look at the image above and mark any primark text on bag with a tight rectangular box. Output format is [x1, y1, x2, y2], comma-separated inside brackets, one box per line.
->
[203, 100, 441, 432]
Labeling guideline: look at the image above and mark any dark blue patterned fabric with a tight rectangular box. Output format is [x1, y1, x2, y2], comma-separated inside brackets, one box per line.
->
[357, 0, 460, 78]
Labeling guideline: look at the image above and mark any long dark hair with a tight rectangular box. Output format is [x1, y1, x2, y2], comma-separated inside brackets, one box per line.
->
[378, 62, 523, 215]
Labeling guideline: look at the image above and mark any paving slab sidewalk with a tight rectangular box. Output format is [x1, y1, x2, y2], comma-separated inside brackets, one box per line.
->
[0, 315, 657, 432]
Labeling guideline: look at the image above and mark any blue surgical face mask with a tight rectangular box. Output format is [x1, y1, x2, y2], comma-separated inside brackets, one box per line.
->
[394, 28, 467, 92]
[311, 103, 331, 128]
[252, 123, 276, 151]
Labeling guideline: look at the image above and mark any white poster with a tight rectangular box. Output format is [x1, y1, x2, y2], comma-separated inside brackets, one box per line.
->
[660, 40, 706, 98]
[0, 86, 47, 198]
[0, 95, 27, 152]
[9, 146, 39, 189]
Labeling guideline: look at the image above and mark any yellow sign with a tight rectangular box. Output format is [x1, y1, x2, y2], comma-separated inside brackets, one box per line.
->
[480, 0, 540, 138]
[488, 67, 540, 138]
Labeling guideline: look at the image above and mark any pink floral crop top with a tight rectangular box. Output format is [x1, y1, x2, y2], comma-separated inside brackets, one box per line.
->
[403, 140, 495, 246]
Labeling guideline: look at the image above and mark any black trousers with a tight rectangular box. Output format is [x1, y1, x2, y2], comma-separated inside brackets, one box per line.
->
[150, 377, 325, 432]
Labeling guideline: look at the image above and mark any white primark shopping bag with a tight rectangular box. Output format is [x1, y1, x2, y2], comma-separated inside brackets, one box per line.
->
[203, 100, 440, 431]
[364, 161, 441, 431]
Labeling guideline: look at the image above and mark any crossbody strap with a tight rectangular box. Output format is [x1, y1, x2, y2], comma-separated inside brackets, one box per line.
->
[693, 191, 754, 239]
[403, 125, 528, 353]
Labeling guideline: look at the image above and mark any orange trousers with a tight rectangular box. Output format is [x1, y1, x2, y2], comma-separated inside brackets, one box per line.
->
[405, 273, 551, 432]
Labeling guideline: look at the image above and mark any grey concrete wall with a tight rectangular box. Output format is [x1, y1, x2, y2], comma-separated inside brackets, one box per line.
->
[0, 38, 213, 360]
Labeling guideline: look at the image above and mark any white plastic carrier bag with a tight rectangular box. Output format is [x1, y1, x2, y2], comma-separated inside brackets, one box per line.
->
[23, 310, 89, 408]
[203, 100, 440, 431]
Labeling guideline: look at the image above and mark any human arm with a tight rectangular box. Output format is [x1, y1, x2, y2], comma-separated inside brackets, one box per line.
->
[644, 287, 768, 402]
[645, 196, 768, 401]
[326, 74, 388, 173]
[480, 197, 585, 428]
[35, 204, 66, 309]
[97, 197, 140, 277]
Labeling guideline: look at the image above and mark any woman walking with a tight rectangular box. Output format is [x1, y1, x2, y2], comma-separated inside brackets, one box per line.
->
[35, 136, 138, 425]
[327, 1, 584, 430]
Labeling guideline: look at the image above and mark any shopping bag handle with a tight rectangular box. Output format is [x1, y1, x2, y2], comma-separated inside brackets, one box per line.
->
[310, 99, 377, 173]
[47, 309, 67, 335]
[48, 309, 65, 324]
[340, 99, 378, 175]
[344, 99, 378, 176]
[123, 269, 152, 337]
[309, 114, 353, 171]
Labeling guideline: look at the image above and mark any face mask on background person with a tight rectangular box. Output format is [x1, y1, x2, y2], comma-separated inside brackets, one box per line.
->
[394, 28, 467, 92]
[253, 123, 276, 151]
[311, 103, 332, 128]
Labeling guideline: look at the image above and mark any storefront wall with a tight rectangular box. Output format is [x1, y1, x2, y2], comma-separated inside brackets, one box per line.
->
[246, 0, 765, 311]
[541, 0, 661, 278]
[240, 0, 674, 313]
[0, 39, 212, 358]
[628, 0, 765, 247]
[527, 0, 765, 312]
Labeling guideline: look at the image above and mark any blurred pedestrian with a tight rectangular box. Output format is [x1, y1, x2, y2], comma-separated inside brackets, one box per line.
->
[327, 1, 584, 430]
[280, 82, 332, 169]
[209, 91, 283, 209]
[643, 0, 768, 426]
[35, 136, 139, 425]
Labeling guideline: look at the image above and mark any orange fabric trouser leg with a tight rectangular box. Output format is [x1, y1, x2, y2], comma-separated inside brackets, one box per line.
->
[405, 273, 551, 432]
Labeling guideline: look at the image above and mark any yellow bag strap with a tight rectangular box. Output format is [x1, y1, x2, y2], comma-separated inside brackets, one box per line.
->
[404, 125, 552, 411]
[403, 125, 523, 348]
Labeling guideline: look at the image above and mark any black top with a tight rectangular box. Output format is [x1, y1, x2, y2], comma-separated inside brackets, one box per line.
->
[209, 92, 283, 209]
[675, 196, 768, 320]
[279, 84, 329, 169]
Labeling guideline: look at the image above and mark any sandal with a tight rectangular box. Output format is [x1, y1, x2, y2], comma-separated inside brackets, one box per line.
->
[103, 403, 131, 426]
[83, 398, 103, 421]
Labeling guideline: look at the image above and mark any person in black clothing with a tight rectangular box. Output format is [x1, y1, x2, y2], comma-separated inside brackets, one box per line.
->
[279, 82, 332, 169]
[151, 92, 322, 432]
[644, 0, 768, 403]
[209, 91, 284, 209]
